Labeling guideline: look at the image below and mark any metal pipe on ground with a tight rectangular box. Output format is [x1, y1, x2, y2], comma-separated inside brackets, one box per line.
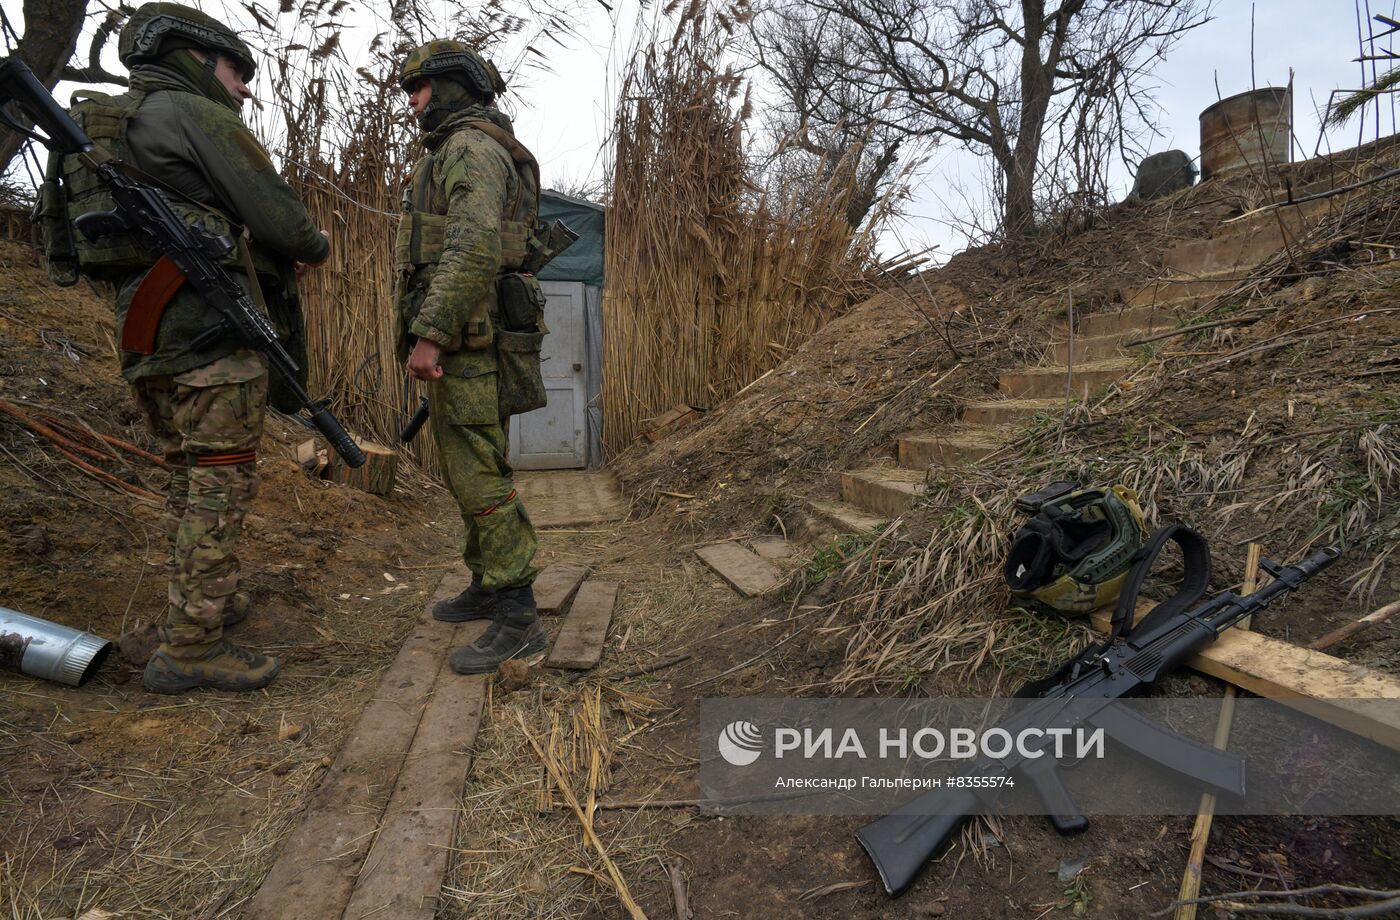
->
[0, 606, 112, 686]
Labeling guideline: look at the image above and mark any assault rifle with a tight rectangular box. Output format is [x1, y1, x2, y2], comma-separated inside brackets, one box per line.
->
[0, 57, 365, 468]
[856, 525, 1340, 896]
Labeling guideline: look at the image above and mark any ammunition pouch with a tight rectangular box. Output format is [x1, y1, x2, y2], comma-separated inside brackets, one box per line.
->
[494, 271, 547, 417]
[499, 217, 530, 271]
[394, 210, 446, 273]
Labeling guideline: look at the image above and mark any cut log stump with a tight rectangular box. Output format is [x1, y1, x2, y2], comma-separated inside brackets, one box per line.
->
[326, 438, 397, 495]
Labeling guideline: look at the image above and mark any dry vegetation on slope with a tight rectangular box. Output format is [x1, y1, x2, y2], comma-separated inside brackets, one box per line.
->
[614, 147, 1399, 694]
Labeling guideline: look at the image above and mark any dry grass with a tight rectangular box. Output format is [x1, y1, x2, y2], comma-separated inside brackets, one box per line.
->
[0, 590, 428, 919]
[601, 0, 913, 457]
[438, 531, 708, 919]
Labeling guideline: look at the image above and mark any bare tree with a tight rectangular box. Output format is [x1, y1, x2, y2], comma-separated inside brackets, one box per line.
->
[750, 3, 907, 229]
[800, 0, 1210, 236]
[0, 0, 131, 178]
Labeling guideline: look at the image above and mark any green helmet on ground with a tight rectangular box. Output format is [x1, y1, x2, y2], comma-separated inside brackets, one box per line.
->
[398, 40, 505, 99]
[1003, 483, 1149, 614]
[119, 2, 256, 80]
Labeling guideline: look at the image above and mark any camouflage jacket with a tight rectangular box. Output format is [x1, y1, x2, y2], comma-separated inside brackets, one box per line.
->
[112, 64, 329, 381]
[394, 105, 522, 366]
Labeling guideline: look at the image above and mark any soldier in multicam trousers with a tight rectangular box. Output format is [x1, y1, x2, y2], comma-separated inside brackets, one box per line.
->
[394, 41, 547, 675]
[67, 4, 331, 692]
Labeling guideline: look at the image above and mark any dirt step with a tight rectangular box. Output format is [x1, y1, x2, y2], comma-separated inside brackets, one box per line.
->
[1126, 272, 1238, 308]
[1069, 304, 1179, 338]
[804, 498, 889, 535]
[1162, 194, 1340, 276]
[960, 397, 1062, 427]
[1047, 332, 1133, 364]
[998, 359, 1134, 400]
[898, 428, 1008, 469]
[840, 468, 927, 517]
[1164, 227, 1285, 276]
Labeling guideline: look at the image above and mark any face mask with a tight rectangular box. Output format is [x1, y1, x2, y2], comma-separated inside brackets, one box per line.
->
[159, 48, 240, 112]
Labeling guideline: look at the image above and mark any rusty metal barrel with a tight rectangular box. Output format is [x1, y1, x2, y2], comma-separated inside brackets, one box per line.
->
[1199, 87, 1291, 181]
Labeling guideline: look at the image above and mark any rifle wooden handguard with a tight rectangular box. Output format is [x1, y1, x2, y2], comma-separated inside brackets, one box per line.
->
[120, 255, 186, 355]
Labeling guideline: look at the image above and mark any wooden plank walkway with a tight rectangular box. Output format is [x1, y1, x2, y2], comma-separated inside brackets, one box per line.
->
[696, 541, 782, 597]
[247, 569, 488, 920]
[545, 580, 619, 670]
[535, 562, 590, 615]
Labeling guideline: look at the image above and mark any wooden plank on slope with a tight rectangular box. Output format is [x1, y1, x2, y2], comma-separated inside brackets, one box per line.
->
[696, 541, 781, 597]
[546, 580, 619, 671]
[1089, 607, 1400, 751]
[535, 563, 590, 615]
[245, 570, 478, 920]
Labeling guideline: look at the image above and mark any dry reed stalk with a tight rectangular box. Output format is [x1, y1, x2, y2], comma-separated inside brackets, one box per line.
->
[516, 710, 650, 920]
[601, 0, 895, 456]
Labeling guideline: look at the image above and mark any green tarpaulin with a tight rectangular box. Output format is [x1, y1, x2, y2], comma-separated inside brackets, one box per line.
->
[537, 190, 605, 287]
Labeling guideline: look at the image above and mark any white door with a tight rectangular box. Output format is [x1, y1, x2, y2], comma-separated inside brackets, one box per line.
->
[509, 280, 587, 469]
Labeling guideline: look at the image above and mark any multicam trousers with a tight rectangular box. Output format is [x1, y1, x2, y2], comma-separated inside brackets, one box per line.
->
[131, 349, 267, 648]
[428, 368, 538, 591]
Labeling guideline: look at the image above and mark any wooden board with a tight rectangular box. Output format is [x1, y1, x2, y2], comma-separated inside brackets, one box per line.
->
[696, 542, 782, 597]
[534, 563, 590, 615]
[1090, 606, 1400, 751]
[246, 571, 482, 920]
[340, 649, 488, 920]
[545, 580, 619, 671]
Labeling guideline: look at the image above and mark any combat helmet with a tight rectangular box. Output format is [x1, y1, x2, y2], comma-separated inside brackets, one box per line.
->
[119, 2, 256, 80]
[1003, 481, 1148, 614]
[399, 40, 505, 99]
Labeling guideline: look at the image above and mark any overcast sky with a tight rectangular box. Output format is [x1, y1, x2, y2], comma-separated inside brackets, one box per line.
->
[501, 0, 1392, 261]
[3, 0, 1392, 261]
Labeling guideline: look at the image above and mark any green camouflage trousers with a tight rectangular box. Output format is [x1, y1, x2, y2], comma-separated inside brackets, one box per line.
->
[429, 368, 538, 590]
[132, 349, 267, 648]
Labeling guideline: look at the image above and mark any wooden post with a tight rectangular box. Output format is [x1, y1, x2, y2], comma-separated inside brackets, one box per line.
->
[325, 438, 398, 495]
[1175, 543, 1262, 920]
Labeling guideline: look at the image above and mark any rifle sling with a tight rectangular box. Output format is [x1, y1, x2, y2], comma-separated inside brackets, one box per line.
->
[1016, 523, 1212, 698]
[1110, 524, 1212, 639]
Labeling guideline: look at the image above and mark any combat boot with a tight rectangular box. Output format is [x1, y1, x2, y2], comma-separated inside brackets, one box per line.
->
[431, 573, 496, 622]
[143, 640, 281, 693]
[223, 591, 252, 627]
[450, 585, 546, 675]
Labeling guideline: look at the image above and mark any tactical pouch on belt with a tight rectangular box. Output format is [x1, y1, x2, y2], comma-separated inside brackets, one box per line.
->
[494, 271, 547, 417]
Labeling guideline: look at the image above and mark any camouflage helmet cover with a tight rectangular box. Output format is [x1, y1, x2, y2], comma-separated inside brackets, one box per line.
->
[119, 2, 256, 80]
[399, 40, 505, 98]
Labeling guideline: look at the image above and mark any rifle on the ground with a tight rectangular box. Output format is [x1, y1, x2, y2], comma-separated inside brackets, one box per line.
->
[856, 525, 1340, 897]
[0, 57, 365, 468]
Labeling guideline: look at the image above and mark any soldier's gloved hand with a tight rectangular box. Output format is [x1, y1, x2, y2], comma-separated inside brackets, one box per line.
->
[407, 338, 444, 381]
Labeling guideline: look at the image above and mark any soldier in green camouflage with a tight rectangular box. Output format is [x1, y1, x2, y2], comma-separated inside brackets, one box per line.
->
[395, 40, 549, 674]
[59, 3, 330, 691]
